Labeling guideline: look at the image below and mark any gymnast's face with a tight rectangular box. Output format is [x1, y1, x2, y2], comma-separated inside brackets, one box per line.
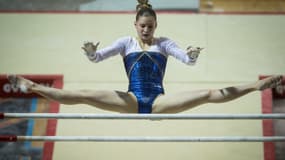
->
[135, 16, 157, 43]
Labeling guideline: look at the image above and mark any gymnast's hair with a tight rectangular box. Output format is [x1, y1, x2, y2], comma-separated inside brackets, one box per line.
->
[136, 0, 157, 21]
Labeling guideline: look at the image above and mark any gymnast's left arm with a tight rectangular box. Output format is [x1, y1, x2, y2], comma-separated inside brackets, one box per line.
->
[81, 37, 126, 63]
[164, 38, 203, 65]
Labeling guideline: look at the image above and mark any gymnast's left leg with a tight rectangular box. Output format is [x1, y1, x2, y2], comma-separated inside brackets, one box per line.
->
[7, 75, 138, 113]
[152, 75, 282, 113]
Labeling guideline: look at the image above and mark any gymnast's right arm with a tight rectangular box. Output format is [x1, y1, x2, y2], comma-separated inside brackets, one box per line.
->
[81, 37, 126, 63]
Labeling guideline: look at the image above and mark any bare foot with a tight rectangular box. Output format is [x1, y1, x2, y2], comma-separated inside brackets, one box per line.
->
[7, 75, 35, 93]
[256, 75, 283, 91]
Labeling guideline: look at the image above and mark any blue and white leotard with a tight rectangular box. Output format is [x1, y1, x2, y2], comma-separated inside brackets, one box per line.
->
[86, 36, 198, 113]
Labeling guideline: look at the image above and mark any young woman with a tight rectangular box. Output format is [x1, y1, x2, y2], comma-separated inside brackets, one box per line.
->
[8, 1, 282, 114]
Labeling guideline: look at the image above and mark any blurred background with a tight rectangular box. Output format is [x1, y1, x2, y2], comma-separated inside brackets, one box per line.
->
[0, 0, 284, 13]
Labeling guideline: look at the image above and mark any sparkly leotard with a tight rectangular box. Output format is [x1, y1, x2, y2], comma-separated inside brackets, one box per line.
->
[86, 36, 197, 113]
[124, 51, 166, 113]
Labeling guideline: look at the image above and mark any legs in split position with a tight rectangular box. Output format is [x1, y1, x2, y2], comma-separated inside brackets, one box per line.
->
[7, 75, 282, 113]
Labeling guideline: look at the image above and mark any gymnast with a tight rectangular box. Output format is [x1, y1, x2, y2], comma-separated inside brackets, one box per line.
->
[7, 0, 282, 114]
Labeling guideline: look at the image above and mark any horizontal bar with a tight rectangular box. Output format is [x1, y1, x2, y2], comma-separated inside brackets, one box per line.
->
[1, 113, 285, 120]
[1, 136, 285, 142]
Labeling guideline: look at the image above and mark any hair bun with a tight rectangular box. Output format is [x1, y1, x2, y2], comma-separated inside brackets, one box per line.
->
[136, 0, 152, 11]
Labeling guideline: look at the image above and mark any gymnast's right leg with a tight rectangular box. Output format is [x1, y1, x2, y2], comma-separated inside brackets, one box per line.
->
[7, 75, 138, 113]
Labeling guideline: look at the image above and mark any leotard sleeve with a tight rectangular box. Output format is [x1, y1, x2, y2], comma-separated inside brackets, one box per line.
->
[161, 38, 198, 65]
[86, 37, 128, 63]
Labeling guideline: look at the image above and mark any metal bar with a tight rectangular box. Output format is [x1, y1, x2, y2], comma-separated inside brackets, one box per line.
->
[0, 136, 281, 142]
[1, 113, 285, 120]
